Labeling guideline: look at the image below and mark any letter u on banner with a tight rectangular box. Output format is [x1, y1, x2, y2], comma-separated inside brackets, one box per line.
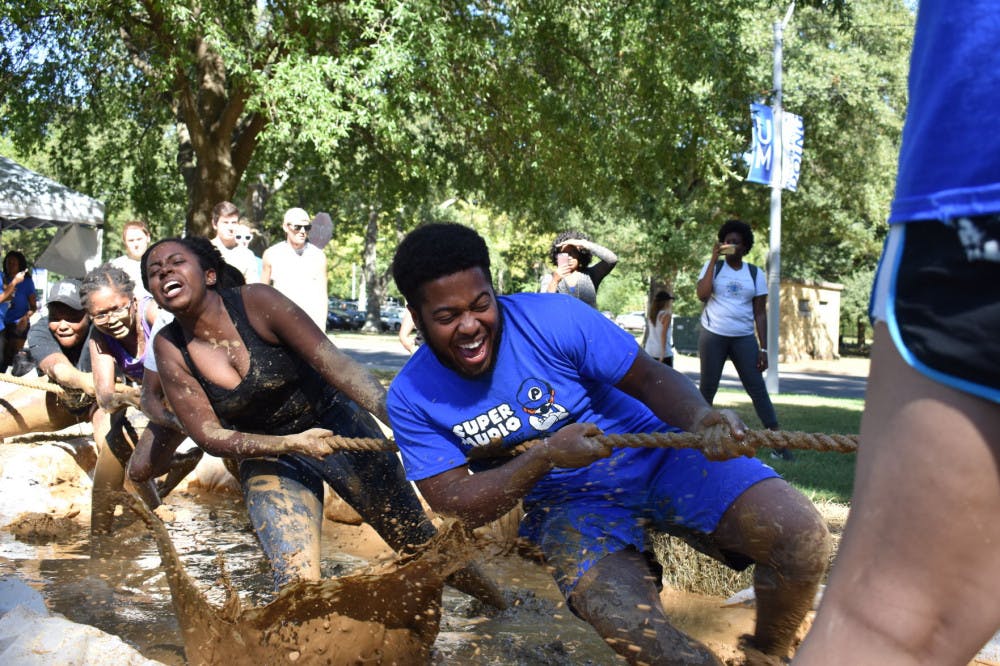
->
[747, 103, 774, 186]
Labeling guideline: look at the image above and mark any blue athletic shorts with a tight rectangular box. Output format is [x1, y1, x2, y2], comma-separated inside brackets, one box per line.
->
[518, 446, 779, 598]
[871, 217, 1000, 403]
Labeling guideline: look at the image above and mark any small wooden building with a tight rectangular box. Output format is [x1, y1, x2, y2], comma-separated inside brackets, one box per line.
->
[777, 279, 844, 361]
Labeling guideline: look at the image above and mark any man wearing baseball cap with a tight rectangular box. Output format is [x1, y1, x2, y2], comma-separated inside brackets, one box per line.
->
[1, 278, 97, 436]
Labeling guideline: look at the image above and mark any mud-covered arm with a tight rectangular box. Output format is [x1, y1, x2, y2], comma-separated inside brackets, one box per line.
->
[615, 351, 746, 437]
[140, 367, 183, 430]
[415, 422, 610, 528]
[89, 338, 139, 412]
[242, 285, 391, 423]
[37, 351, 95, 395]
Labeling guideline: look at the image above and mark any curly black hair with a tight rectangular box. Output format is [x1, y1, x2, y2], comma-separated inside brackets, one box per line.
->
[80, 263, 135, 309]
[392, 223, 492, 307]
[548, 230, 593, 268]
[140, 237, 245, 292]
[3, 250, 28, 277]
[717, 219, 755, 252]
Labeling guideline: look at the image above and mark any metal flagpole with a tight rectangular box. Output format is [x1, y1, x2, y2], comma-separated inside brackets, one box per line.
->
[766, 2, 795, 394]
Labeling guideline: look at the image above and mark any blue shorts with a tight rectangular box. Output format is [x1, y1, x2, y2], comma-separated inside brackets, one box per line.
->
[871, 218, 1000, 403]
[518, 446, 779, 598]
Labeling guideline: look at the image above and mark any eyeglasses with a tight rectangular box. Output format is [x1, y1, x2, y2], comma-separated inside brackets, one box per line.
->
[92, 303, 132, 325]
[289, 224, 312, 232]
[234, 234, 253, 241]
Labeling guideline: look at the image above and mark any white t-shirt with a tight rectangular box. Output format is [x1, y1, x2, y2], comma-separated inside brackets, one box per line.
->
[263, 241, 328, 331]
[110, 255, 149, 299]
[698, 261, 766, 337]
[143, 310, 175, 373]
[211, 238, 260, 284]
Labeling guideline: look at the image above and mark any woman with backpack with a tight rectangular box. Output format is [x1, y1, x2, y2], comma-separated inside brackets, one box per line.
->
[696, 219, 787, 458]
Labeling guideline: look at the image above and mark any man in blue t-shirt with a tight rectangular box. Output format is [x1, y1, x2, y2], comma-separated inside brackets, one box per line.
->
[388, 223, 830, 665]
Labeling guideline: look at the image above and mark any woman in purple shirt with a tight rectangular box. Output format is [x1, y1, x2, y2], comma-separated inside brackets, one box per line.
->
[80, 264, 194, 534]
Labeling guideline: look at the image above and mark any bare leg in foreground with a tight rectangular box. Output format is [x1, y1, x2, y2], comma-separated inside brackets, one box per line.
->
[794, 324, 1000, 666]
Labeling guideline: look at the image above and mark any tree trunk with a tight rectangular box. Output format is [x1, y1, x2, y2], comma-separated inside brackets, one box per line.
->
[361, 206, 385, 333]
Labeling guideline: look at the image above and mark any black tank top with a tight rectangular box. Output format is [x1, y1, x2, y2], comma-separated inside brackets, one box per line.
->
[162, 288, 333, 436]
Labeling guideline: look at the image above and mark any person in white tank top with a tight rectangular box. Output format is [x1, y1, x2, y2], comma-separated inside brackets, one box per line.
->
[641, 290, 674, 366]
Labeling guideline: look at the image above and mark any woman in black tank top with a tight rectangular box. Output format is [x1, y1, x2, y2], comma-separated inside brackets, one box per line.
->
[133, 237, 503, 606]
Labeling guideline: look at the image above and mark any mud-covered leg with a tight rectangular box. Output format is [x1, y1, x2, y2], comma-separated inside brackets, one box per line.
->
[241, 456, 324, 589]
[571, 549, 723, 665]
[91, 408, 127, 536]
[326, 448, 506, 609]
[314, 398, 506, 607]
[711, 478, 831, 661]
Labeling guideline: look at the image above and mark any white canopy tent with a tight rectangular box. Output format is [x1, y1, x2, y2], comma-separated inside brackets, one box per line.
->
[0, 155, 104, 278]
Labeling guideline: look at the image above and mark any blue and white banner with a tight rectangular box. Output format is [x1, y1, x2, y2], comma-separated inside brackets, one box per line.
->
[746, 103, 804, 191]
[780, 111, 804, 192]
[747, 103, 775, 186]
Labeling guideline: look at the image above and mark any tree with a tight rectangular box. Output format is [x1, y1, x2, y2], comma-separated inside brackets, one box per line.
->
[1, 1, 433, 236]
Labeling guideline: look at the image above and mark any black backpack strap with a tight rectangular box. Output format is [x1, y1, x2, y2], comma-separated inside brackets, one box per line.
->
[717, 259, 759, 284]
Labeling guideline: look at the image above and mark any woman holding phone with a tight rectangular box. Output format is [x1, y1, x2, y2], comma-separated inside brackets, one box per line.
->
[695, 219, 786, 458]
[539, 230, 618, 308]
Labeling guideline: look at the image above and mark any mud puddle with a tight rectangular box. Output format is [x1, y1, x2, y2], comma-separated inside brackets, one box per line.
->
[0, 490, 622, 665]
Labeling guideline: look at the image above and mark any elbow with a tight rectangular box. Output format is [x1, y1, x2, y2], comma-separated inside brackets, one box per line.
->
[96, 393, 115, 413]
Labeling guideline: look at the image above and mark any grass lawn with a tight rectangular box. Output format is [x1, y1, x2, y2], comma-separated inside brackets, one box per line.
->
[712, 388, 862, 505]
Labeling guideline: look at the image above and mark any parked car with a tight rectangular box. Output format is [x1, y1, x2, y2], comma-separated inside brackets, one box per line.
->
[614, 311, 646, 332]
[327, 298, 364, 330]
[380, 305, 404, 332]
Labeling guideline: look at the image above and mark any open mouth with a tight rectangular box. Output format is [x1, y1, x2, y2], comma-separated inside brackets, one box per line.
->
[162, 280, 183, 298]
[456, 335, 489, 369]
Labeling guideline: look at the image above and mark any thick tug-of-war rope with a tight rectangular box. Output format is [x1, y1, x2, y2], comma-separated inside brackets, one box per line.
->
[0, 371, 70, 395]
[0, 372, 132, 396]
[314, 427, 858, 461]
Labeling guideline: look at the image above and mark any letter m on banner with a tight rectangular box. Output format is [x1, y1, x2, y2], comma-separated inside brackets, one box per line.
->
[747, 103, 774, 186]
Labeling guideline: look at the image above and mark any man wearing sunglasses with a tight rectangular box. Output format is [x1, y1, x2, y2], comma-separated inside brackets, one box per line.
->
[261, 207, 328, 330]
[209, 200, 261, 284]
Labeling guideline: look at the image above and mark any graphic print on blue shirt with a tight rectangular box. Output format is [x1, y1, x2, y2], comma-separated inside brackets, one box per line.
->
[388, 293, 674, 484]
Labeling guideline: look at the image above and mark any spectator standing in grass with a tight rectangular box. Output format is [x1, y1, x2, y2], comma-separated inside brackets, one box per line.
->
[696, 219, 788, 460]
[1, 250, 37, 371]
[642, 290, 675, 367]
[210, 201, 260, 285]
[110, 220, 152, 298]
[261, 207, 328, 331]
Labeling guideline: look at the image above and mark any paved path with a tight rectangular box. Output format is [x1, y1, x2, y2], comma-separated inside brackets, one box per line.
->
[331, 332, 869, 400]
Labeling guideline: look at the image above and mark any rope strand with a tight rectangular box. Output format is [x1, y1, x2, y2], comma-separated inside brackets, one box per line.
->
[314, 429, 858, 460]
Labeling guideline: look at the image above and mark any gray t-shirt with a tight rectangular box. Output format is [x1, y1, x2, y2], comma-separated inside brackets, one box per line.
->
[26, 317, 93, 373]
